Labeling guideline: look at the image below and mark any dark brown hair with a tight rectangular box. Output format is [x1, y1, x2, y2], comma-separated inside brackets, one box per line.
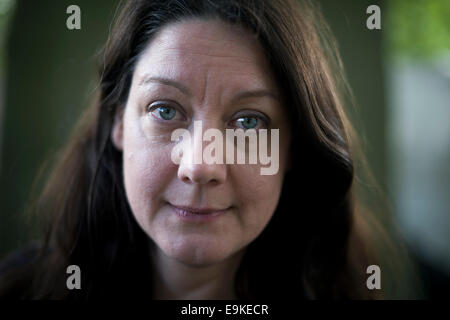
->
[0, 0, 412, 299]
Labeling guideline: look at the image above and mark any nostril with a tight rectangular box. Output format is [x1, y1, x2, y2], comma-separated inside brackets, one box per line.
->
[182, 176, 191, 183]
[178, 162, 227, 186]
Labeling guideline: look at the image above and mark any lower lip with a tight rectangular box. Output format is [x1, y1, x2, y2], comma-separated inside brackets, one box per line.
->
[170, 205, 229, 222]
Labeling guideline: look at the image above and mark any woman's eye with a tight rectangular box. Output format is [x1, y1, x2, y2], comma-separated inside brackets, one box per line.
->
[157, 106, 176, 120]
[148, 103, 182, 121]
[234, 116, 266, 130]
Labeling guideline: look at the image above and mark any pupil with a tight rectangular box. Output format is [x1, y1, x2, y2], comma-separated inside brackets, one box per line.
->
[243, 117, 257, 128]
[159, 107, 174, 120]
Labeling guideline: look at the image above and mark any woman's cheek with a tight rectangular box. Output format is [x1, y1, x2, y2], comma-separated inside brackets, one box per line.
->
[233, 165, 283, 225]
[122, 122, 176, 222]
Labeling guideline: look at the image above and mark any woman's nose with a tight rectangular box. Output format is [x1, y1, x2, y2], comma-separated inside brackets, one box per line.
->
[177, 161, 227, 185]
[177, 125, 227, 186]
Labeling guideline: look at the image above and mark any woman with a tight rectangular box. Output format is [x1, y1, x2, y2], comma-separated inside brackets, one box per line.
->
[0, 0, 413, 299]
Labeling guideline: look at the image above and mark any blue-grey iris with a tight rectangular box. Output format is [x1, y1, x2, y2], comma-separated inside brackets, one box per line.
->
[158, 106, 176, 120]
[238, 117, 258, 129]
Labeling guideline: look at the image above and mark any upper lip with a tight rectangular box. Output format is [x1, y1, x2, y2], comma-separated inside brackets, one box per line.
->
[170, 204, 230, 214]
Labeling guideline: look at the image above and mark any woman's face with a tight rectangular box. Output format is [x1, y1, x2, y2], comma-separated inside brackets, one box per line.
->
[112, 19, 291, 266]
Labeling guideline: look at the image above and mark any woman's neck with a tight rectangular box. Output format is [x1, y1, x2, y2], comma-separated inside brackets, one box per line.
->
[150, 245, 245, 300]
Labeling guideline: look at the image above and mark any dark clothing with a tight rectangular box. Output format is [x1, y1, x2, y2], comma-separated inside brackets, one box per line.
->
[0, 243, 41, 299]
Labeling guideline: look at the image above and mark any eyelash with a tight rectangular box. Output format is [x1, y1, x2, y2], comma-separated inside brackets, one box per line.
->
[229, 114, 269, 130]
[147, 101, 186, 122]
[146, 101, 270, 129]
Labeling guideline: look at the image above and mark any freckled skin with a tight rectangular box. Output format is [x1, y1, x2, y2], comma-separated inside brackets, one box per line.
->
[112, 19, 291, 267]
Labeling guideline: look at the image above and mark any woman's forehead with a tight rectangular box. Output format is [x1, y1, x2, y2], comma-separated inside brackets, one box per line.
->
[133, 19, 279, 97]
[150, 18, 260, 56]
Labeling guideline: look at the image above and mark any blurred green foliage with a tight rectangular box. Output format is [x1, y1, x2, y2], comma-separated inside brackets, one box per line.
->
[386, 0, 450, 59]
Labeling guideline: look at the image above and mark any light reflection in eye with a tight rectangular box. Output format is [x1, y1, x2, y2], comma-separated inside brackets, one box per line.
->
[146, 101, 269, 130]
[156, 106, 176, 120]
[147, 102, 183, 121]
[236, 117, 258, 129]
[232, 113, 268, 130]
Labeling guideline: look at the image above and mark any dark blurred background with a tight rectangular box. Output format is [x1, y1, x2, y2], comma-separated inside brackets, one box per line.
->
[0, 0, 449, 299]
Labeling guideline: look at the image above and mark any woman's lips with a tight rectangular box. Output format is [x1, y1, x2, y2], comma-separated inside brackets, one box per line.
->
[169, 204, 230, 221]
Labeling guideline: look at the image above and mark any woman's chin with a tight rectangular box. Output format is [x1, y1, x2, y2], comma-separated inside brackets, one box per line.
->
[161, 239, 232, 267]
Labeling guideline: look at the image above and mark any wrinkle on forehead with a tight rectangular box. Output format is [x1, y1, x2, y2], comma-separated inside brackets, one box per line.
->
[132, 18, 281, 109]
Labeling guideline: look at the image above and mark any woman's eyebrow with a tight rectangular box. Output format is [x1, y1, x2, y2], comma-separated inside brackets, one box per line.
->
[139, 75, 279, 103]
[139, 76, 191, 96]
